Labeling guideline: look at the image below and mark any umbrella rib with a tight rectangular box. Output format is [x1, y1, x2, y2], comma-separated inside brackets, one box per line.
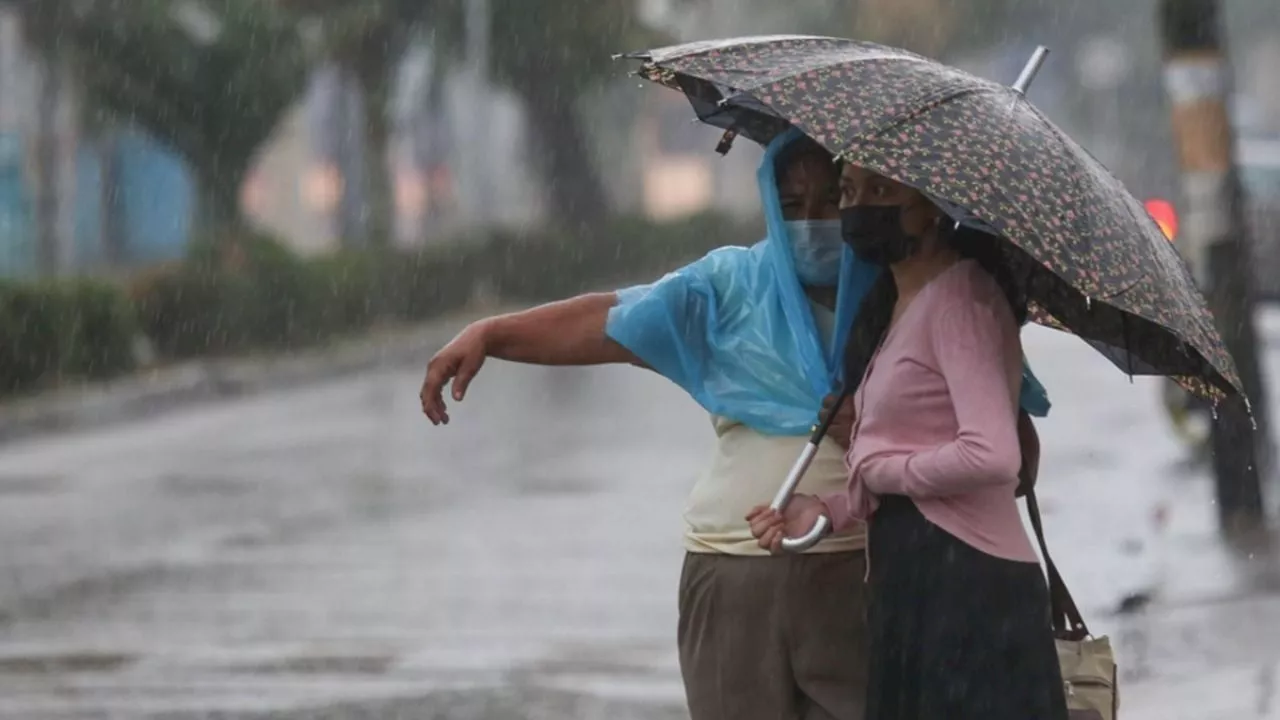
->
[837, 86, 1001, 151]
[636, 35, 835, 70]
[840, 89, 1057, 284]
[1020, 105, 1146, 280]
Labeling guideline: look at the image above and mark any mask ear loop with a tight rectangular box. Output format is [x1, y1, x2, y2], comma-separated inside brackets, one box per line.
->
[935, 213, 963, 242]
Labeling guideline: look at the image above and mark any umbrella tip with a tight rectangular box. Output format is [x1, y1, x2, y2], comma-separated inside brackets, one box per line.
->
[1011, 45, 1051, 96]
[614, 50, 652, 61]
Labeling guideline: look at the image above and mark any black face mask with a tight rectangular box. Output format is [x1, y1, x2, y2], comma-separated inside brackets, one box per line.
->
[840, 205, 921, 266]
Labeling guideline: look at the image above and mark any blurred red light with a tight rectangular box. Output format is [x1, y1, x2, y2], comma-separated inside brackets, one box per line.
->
[1144, 198, 1178, 241]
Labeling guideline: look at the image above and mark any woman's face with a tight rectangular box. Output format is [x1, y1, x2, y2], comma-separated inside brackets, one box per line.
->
[838, 164, 940, 240]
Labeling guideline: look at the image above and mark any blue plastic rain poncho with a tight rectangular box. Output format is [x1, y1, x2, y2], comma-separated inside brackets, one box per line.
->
[605, 128, 1050, 436]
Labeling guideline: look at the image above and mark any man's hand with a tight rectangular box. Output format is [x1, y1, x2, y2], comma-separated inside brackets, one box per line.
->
[820, 392, 856, 449]
[746, 495, 830, 554]
[420, 320, 492, 425]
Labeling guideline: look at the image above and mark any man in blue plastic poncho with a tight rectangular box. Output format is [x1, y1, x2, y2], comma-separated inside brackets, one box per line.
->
[420, 128, 1050, 720]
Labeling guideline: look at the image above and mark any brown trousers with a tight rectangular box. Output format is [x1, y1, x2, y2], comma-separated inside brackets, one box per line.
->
[677, 551, 870, 720]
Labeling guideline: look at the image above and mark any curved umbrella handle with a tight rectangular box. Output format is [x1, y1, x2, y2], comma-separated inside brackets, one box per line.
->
[769, 441, 831, 553]
[781, 513, 830, 552]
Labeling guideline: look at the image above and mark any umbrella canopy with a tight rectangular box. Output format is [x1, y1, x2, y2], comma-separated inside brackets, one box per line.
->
[625, 35, 1241, 401]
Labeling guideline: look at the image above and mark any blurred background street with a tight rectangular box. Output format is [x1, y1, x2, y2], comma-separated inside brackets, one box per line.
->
[0, 0, 1277, 717]
[0, 317, 1277, 718]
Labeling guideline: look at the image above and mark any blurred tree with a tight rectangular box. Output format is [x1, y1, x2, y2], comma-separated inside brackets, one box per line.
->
[6, 0, 311, 240]
[486, 0, 662, 232]
[283, 0, 661, 236]
[28, 37, 66, 275]
[276, 0, 444, 248]
[79, 107, 127, 267]
[850, 0, 1025, 58]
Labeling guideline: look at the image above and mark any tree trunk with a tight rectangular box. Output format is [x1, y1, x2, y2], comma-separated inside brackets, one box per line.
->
[193, 156, 250, 266]
[98, 129, 125, 266]
[31, 40, 61, 276]
[331, 66, 364, 250]
[356, 66, 394, 250]
[417, 57, 452, 241]
[519, 79, 609, 235]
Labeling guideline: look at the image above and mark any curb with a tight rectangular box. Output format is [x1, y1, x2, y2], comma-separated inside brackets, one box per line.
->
[0, 307, 507, 447]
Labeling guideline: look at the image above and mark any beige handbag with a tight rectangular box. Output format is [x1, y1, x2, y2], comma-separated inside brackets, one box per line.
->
[1026, 490, 1120, 720]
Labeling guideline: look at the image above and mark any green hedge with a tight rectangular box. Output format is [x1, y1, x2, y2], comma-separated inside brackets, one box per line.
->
[0, 212, 756, 398]
[0, 278, 138, 394]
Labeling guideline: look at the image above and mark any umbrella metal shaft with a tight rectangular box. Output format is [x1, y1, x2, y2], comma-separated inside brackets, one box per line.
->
[1012, 46, 1051, 95]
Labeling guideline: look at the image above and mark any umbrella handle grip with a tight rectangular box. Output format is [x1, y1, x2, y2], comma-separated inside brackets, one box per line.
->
[781, 515, 830, 553]
[769, 441, 831, 553]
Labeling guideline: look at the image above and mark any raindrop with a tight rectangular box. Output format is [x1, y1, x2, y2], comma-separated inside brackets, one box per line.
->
[1085, 296, 1093, 310]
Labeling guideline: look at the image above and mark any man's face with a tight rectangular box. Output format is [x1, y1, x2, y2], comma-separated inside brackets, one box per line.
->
[777, 154, 840, 222]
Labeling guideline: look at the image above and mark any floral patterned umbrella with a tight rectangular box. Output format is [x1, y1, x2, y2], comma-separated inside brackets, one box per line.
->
[624, 35, 1242, 401]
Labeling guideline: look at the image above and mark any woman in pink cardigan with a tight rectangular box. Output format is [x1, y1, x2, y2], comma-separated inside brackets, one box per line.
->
[749, 164, 1067, 720]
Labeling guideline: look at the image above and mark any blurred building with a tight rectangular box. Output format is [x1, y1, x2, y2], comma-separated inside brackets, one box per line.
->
[0, 13, 536, 273]
[0, 9, 27, 274]
[235, 41, 543, 254]
[0, 6, 196, 277]
[1242, 35, 1280, 137]
[0, 2, 785, 277]
[241, 101, 331, 257]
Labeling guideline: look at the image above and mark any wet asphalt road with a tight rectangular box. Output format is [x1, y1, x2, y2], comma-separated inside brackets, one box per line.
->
[0, 358, 705, 719]
[2, 320, 1280, 718]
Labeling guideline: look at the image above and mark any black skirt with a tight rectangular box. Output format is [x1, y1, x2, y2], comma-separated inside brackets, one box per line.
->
[865, 495, 1068, 720]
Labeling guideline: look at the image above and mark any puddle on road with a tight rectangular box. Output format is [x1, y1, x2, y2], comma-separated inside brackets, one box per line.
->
[231, 653, 396, 675]
[0, 562, 185, 626]
[512, 474, 597, 497]
[0, 650, 135, 674]
[145, 685, 690, 720]
[161, 473, 257, 500]
[0, 473, 65, 497]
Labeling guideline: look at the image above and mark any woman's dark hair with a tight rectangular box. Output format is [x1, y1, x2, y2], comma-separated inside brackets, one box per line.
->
[950, 224, 1028, 327]
[841, 219, 1026, 392]
[843, 272, 897, 391]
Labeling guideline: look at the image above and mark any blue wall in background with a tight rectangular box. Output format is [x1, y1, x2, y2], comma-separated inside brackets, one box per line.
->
[0, 127, 194, 278]
[0, 133, 31, 277]
[73, 144, 102, 268]
[112, 130, 194, 265]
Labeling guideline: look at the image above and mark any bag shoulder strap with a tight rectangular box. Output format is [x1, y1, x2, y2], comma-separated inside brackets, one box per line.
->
[1025, 489, 1091, 641]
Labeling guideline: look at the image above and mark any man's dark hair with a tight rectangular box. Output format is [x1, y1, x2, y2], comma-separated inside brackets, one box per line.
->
[773, 135, 834, 177]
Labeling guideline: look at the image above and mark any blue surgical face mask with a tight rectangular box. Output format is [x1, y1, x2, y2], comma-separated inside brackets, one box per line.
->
[786, 219, 844, 287]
